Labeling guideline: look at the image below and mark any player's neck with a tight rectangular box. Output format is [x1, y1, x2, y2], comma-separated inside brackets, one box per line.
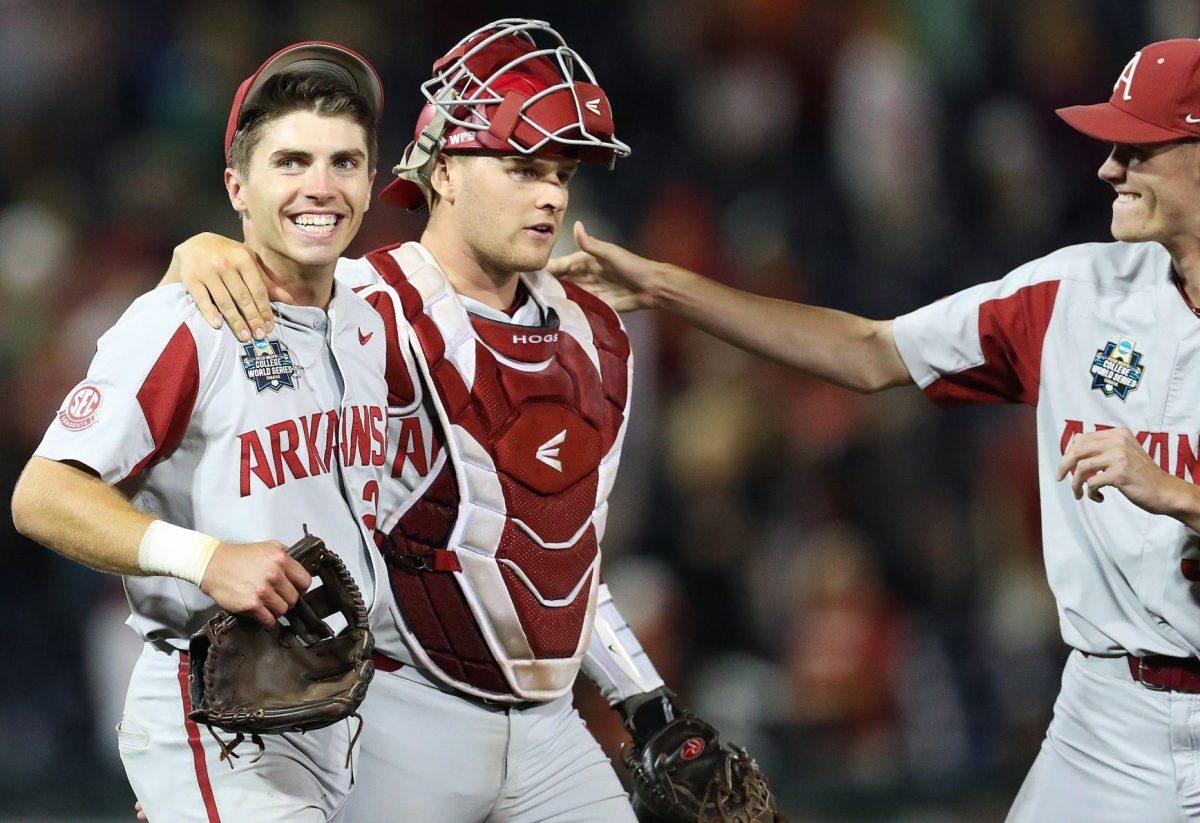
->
[420, 228, 520, 312]
[246, 241, 335, 310]
[1166, 237, 1200, 306]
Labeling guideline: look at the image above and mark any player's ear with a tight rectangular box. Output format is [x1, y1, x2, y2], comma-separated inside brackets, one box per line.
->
[365, 166, 376, 213]
[430, 155, 456, 205]
[225, 167, 248, 216]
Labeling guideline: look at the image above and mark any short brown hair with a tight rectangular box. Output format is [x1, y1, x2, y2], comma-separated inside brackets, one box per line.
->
[227, 72, 378, 174]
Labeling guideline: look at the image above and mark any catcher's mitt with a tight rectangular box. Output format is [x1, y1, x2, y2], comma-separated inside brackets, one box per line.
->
[624, 712, 782, 823]
[187, 531, 374, 765]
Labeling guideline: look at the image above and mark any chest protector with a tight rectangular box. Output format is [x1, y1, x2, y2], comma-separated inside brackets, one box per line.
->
[363, 243, 631, 702]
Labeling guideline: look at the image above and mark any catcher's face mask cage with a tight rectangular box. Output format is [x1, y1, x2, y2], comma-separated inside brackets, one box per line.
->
[380, 18, 631, 209]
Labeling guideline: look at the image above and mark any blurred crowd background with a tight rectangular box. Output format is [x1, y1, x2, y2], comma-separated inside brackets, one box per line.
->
[2, 0, 1192, 819]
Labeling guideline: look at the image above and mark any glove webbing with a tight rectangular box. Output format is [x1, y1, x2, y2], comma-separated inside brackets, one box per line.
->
[205, 712, 366, 771]
[206, 725, 266, 768]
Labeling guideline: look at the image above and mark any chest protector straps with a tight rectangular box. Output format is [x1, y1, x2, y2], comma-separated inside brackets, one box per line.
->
[366, 243, 631, 702]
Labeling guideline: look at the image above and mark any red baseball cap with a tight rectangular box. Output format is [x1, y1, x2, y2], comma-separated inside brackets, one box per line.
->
[1057, 39, 1200, 144]
[224, 41, 384, 160]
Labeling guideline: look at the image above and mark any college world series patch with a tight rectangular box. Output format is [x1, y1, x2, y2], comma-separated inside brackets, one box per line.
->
[241, 339, 298, 392]
[1090, 337, 1145, 400]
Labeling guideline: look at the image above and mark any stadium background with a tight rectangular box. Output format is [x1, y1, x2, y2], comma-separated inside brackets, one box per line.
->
[2, 0, 1194, 819]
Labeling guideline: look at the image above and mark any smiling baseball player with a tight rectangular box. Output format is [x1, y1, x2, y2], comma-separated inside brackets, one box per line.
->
[544, 35, 1200, 822]
[166, 19, 781, 822]
[11, 44, 388, 822]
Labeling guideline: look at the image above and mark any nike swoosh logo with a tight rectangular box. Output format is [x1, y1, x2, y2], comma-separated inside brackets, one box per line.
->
[595, 621, 651, 691]
[1187, 114, 1200, 123]
[358, 329, 373, 345]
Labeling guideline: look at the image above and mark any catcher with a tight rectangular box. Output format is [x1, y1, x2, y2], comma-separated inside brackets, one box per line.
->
[11, 44, 385, 822]
[167, 18, 782, 823]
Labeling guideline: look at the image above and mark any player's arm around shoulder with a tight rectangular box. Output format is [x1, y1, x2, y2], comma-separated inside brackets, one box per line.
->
[160, 231, 286, 343]
[161, 232, 378, 342]
[548, 222, 912, 393]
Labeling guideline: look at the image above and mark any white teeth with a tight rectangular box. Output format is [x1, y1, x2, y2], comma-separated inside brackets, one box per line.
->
[293, 214, 337, 227]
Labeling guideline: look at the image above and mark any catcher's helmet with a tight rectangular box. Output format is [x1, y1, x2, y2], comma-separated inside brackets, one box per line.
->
[380, 19, 630, 210]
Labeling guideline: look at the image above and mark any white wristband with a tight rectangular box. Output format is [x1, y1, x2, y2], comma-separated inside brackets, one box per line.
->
[137, 520, 220, 588]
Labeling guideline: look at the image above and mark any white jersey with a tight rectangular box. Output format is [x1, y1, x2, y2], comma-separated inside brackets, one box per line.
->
[893, 240, 1200, 657]
[35, 283, 389, 648]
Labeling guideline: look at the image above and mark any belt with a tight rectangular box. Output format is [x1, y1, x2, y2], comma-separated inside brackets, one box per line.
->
[1125, 654, 1200, 692]
[371, 651, 404, 673]
[370, 651, 537, 710]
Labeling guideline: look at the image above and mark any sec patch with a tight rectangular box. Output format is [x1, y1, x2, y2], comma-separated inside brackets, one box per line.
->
[59, 385, 102, 430]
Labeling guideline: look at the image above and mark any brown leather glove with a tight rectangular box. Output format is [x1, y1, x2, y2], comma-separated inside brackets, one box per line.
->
[186, 532, 374, 764]
[622, 699, 783, 823]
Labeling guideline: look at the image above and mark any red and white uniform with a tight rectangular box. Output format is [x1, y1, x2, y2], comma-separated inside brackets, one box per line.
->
[893, 240, 1200, 820]
[35, 284, 388, 822]
[334, 243, 642, 821]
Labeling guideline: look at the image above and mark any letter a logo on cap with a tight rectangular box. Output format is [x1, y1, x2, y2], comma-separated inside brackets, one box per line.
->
[1114, 50, 1143, 101]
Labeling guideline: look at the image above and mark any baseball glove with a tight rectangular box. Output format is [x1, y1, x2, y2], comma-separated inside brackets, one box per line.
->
[624, 712, 782, 823]
[187, 531, 374, 765]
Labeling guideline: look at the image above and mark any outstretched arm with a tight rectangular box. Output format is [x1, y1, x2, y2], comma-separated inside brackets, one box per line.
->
[11, 457, 311, 627]
[548, 222, 913, 394]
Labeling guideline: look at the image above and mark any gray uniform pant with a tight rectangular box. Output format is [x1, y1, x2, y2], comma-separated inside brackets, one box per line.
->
[1009, 649, 1200, 822]
[343, 662, 635, 822]
[118, 643, 354, 822]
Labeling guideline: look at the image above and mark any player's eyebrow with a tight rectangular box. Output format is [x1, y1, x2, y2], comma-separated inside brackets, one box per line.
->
[267, 148, 367, 164]
[268, 149, 313, 164]
[502, 155, 579, 175]
[330, 148, 367, 164]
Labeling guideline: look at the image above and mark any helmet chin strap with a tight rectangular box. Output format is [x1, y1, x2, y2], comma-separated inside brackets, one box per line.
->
[393, 107, 450, 206]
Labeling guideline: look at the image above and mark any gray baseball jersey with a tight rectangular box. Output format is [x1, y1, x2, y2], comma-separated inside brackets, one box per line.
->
[35, 283, 388, 822]
[894, 240, 1200, 658]
[36, 284, 389, 645]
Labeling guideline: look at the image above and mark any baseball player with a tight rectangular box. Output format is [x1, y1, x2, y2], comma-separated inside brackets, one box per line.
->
[546, 35, 1200, 822]
[166, 19, 754, 822]
[11, 44, 389, 822]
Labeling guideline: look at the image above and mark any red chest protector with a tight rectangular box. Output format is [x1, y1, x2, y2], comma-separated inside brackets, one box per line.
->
[361, 242, 631, 702]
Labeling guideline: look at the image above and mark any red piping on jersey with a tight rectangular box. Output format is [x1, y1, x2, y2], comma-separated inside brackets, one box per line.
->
[502, 283, 529, 317]
[122, 324, 200, 482]
[177, 652, 221, 823]
[354, 287, 417, 407]
[925, 279, 1060, 408]
[1172, 271, 1200, 319]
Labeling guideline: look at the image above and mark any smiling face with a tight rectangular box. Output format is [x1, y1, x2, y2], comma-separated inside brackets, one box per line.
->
[225, 110, 374, 275]
[1098, 139, 1200, 245]
[431, 153, 579, 276]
